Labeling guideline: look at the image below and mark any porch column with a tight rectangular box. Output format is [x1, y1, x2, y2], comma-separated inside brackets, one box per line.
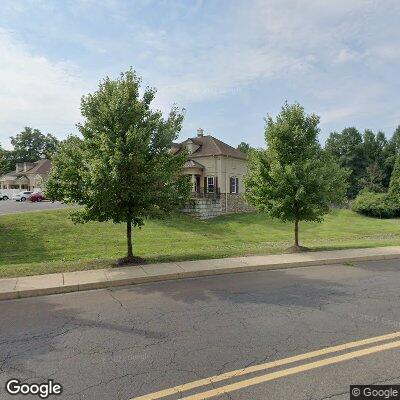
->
[191, 174, 196, 192]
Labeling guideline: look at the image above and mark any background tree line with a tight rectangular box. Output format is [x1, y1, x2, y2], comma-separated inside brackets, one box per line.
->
[325, 126, 400, 198]
[239, 125, 400, 200]
[2, 110, 400, 206]
[0, 127, 59, 174]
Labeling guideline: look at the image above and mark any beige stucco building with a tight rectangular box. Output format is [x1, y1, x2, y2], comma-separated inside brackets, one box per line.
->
[172, 129, 253, 217]
[0, 159, 52, 191]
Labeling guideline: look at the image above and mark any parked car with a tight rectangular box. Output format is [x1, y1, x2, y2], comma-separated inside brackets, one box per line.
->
[12, 191, 33, 202]
[0, 192, 9, 201]
[29, 192, 46, 202]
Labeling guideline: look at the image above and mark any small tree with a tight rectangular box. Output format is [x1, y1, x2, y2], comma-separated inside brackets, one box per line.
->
[46, 69, 191, 263]
[245, 103, 349, 251]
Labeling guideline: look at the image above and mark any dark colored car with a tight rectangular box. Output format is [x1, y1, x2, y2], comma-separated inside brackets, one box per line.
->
[29, 192, 46, 202]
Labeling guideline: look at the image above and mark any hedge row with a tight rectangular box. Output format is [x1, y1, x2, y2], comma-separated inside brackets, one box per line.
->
[351, 191, 400, 218]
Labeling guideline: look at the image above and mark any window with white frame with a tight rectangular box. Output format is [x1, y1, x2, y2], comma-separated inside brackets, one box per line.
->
[230, 177, 239, 194]
[207, 176, 215, 193]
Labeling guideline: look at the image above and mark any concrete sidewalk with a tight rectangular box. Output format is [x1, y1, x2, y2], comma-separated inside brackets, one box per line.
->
[2, 246, 400, 301]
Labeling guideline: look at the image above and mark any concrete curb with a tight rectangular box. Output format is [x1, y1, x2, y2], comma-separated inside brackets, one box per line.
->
[1, 246, 400, 301]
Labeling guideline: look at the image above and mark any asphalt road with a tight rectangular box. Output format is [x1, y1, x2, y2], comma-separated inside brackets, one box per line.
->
[1, 259, 400, 400]
[0, 200, 68, 215]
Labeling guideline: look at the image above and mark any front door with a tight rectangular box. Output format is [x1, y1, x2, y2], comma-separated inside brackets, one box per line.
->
[195, 175, 201, 193]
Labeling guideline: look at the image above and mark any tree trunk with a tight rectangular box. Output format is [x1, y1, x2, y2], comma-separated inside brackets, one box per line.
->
[127, 220, 133, 260]
[294, 219, 299, 247]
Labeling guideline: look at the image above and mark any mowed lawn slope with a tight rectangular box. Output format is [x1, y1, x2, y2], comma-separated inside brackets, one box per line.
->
[1, 208, 400, 278]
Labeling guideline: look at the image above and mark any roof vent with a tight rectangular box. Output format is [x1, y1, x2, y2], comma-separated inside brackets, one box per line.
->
[197, 128, 204, 137]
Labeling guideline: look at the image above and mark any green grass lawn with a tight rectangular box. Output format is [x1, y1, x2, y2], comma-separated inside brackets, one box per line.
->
[1, 208, 400, 278]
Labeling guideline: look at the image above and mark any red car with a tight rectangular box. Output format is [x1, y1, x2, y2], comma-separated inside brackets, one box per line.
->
[29, 192, 46, 202]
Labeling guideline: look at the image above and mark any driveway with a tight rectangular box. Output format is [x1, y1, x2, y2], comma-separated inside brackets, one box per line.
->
[0, 199, 69, 215]
[1, 259, 400, 399]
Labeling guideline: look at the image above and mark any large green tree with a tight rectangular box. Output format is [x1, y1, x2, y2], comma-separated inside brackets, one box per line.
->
[11, 127, 59, 162]
[237, 142, 253, 154]
[0, 145, 16, 175]
[0, 145, 8, 175]
[46, 69, 191, 263]
[325, 127, 398, 196]
[359, 130, 387, 192]
[325, 127, 366, 198]
[389, 125, 400, 153]
[383, 125, 400, 186]
[45, 136, 85, 202]
[245, 103, 348, 251]
[388, 155, 400, 199]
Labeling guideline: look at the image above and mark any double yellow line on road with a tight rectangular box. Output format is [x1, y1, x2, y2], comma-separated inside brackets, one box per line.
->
[133, 331, 400, 400]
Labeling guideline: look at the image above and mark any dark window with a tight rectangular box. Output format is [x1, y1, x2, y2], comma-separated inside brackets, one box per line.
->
[230, 177, 239, 194]
[207, 176, 215, 193]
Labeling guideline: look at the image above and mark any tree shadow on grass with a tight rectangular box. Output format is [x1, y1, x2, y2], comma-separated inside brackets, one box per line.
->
[149, 212, 235, 237]
[0, 219, 50, 266]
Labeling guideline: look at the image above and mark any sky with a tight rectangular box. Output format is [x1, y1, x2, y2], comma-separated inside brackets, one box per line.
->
[0, 0, 399, 149]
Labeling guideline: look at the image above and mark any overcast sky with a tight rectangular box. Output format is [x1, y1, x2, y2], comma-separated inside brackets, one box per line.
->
[0, 0, 399, 149]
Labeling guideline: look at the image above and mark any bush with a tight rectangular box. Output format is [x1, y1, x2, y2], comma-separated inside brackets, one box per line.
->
[352, 191, 399, 218]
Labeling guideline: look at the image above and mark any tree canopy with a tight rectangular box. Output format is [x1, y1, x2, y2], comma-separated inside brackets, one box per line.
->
[46, 69, 192, 262]
[0, 127, 60, 175]
[324, 127, 366, 198]
[388, 154, 400, 199]
[237, 142, 253, 154]
[10, 127, 59, 162]
[0, 145, 8, 175]
[246, 103, 348, 250]
[325, 126, 400, 197]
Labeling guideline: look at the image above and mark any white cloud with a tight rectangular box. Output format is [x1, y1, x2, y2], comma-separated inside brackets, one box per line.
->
[132, 0, 400, 132]
[1, 0, 400, 145]
[0, 29, 88, 147]
[320, 107, 357, 125]
[153, 49, 309, 107]
[335, 49, 360, 63]
[366, 44, 400, 61]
